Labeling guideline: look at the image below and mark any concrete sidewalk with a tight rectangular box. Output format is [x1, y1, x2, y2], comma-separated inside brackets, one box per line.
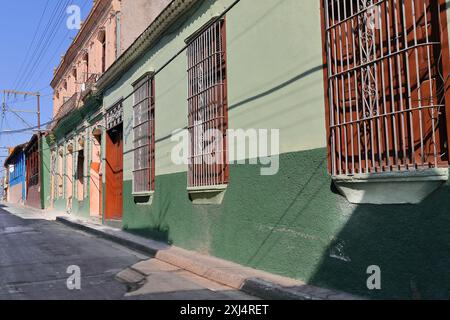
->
[1, 202, 361, 300]
[54, 215, 362, 300]
[0, 202, 65, 221]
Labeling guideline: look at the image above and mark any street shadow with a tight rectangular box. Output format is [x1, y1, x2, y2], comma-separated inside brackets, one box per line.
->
[308, 179, 450, 300]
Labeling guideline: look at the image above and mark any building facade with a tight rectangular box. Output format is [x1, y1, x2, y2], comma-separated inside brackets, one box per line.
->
[43, 0, 450, 299]
[45, 0, 171, 217]
[4, 144, 27, 204]
[24, 134, 44, 209]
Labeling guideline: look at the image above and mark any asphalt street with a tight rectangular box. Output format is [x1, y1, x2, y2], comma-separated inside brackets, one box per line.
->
[0, 204, 256, 300]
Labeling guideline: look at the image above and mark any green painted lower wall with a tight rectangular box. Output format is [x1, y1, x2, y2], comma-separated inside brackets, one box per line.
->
[72, 198, 90, 218]
[122, 148, 450, 299]
[53, 199, 66, 212]
[52, 197, 90, 218]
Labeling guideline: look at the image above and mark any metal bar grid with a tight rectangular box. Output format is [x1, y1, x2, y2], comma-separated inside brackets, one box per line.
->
[187, 19, 228, 188]
[323, 0, 448, 176]
[26, 143, 40, 188]
[132, 76, 155, 193]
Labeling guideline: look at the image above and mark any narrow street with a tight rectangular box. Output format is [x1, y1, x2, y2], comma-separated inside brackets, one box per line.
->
[0, 204, 255, 300]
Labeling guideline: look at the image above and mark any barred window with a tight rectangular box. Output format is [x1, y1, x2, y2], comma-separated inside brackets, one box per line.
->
[26, 144, 39, 187]
[322, 0, 449, 176]
[187, 18, 229, 188]
[132, 74, 155, 193]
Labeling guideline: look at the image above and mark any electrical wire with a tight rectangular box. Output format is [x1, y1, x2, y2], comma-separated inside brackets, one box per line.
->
[11, 0, 51, 90]
[19, 0, 72, 90]
[15, 0, 69, 91]
[30, 0, 91, 92]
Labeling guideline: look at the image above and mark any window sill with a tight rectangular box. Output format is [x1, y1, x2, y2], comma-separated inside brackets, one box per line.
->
[132, 191, 155, 197]
[333, 168, 448, 204]
[133, 191, 154, 205]
[187, 184, 228, 205]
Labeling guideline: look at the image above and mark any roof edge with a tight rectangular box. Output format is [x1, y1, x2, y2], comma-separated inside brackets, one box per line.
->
[96, 0, 200, 94]
[4, 144, 27, 167]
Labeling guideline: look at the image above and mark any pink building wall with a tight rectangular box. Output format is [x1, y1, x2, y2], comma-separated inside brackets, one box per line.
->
[52, 0, 171, 117]
[119, 0, 172, 55]
[90, 132, 102, 217]
[7, 183, 23, 204]
[26, 184, 40, 209]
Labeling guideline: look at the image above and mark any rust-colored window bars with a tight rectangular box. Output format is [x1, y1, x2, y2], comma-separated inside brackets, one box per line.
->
[132, 74, 155, 193]
[322, 0, 449, 177]
[26, 144, 39, 187]
[187, 18, 229, 188]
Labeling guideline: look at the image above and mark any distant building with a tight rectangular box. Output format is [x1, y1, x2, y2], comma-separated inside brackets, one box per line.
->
[4, 144, 27, 204]
[24, 134, 42, 209]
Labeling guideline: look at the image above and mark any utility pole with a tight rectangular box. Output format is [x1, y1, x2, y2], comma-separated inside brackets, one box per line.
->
[37, 93, 41, 133]
[2, 90, 41, 132]
[2, 92, 5, 122]
[1, 89, 42, 193]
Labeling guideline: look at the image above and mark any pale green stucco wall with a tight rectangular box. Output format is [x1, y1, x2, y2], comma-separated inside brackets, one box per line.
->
[103, 0, 326, 178]
[98, 0, 450, 299]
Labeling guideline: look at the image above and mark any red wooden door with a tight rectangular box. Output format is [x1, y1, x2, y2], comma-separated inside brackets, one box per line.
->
[105, 125, 123, 220]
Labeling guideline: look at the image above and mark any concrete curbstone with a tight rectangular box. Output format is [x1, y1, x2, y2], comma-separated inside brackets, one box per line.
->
[56, 215, 363, 300]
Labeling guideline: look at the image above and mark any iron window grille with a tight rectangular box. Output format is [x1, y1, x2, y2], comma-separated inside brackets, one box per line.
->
[132, 74, 155, 193]
[321, 0, 449, 177]
[26, 144, 39, 187]
[187, 18, 229, 188]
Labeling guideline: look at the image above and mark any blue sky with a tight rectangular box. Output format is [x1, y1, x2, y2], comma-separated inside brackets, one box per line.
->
[0, 0, 93, 167]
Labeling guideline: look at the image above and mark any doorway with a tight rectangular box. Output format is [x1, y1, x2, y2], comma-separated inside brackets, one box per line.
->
[90, 132, 102, 217]
[105, 124, 123, 221]
[66, 146, 73, 213]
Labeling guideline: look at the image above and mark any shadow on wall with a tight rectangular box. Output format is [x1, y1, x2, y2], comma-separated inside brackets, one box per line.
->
[124, 183, 173, 245]
[126, 225, 172, 245]
[213, 149, 450, 300]
[308, 175, 450, 300]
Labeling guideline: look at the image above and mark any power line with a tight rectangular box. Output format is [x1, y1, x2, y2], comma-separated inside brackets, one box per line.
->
[31, 0, 91, 92]
[15, 0, 68, 90]
[21, 0, 73, 90]
[14, 0, 64, 90]
[6, 91, 52, 106]
[12, 0, 51, 90]
[4, 0, 243, 137]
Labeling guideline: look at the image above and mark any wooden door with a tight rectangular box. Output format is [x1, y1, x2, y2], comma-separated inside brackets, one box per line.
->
[105, 125, 123, 220]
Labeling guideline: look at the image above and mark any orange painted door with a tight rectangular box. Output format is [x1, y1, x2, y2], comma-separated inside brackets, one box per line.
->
[89, 163, 101, 217]
[105, 125, 123, 220]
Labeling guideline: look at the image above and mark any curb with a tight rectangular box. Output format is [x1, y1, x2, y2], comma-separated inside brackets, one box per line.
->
[56, 216, 362, 300]
[56, 216, 164, 256]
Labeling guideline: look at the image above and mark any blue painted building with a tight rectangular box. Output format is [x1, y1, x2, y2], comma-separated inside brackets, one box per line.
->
[4, 144, 27, 204]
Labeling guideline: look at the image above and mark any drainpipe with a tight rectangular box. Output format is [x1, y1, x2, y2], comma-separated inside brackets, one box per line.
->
[116, 12, 121, 59]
